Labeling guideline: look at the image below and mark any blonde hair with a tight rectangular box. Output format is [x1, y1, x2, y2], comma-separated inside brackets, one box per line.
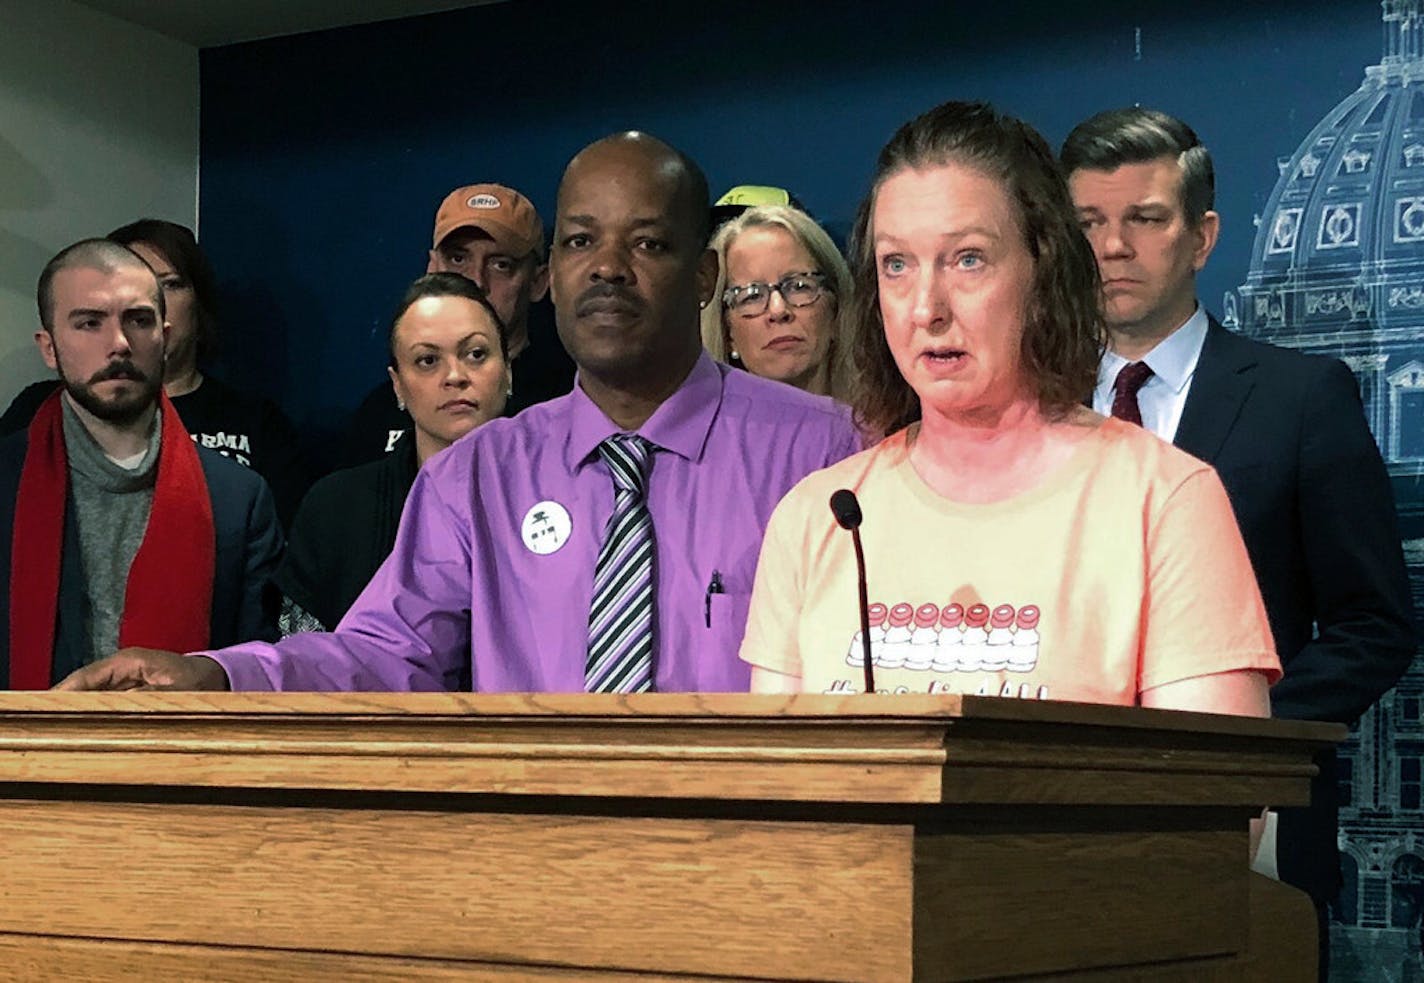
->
[700, 205, 855, 401]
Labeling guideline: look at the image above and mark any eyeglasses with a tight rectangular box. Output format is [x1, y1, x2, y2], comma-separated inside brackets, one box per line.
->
[722, 271, 829, 317]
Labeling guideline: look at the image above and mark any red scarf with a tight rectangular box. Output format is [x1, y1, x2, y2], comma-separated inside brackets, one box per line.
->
[9, 391, 215, 689]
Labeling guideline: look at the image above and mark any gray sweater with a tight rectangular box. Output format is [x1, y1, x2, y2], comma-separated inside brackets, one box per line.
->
[61, 400, 160, 664]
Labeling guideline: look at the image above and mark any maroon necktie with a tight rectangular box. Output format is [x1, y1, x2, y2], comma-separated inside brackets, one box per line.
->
[1110, 362, 1154, 427]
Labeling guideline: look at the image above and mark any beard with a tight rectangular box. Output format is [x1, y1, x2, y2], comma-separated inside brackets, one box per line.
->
[59, 358, 161, 426]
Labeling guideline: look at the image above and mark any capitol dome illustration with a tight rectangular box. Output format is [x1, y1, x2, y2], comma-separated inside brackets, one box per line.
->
[1226, 4, 1424, 971]
[1230, 0, 1424, 479]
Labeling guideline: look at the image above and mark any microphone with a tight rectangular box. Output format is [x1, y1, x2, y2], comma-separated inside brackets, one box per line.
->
[829, 489, 875, 694]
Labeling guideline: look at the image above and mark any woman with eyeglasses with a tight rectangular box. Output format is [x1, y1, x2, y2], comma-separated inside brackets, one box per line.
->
[700, 205, 854, 401]
[740, 101, 1280, 717]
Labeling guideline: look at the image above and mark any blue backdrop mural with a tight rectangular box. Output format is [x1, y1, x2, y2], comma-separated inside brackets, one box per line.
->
[1227, 2, 1424, 975]
[190, 1, 1419, 977]
[195, 0, 1375, 440]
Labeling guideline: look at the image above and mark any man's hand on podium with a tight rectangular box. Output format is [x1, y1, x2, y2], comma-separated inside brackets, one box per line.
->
[54, 648, 231, 691]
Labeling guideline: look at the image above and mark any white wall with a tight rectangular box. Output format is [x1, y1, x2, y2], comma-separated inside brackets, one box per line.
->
[0, 0, 197, 409]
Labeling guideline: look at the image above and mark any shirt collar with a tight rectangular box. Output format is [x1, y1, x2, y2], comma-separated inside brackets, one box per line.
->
[1097, 305, 1209, 395]
[565, 351, 724, 471]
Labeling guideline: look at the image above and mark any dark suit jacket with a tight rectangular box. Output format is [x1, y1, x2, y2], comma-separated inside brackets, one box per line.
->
[1173, 318, 1416, 904]
[0, 428, 285, 686]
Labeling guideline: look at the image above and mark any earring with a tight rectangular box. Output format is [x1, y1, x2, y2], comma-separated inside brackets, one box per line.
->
[699, 299, 708, 310]
[396, 398, 406, 412]
[506, 383, 514, 397]
[729, 348, 740, 361]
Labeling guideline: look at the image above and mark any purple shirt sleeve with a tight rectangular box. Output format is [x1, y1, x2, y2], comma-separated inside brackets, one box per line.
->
[204, 455, 473, 691]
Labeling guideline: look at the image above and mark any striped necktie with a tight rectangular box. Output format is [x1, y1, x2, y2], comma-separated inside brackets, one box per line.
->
[585, 434, 656, 693]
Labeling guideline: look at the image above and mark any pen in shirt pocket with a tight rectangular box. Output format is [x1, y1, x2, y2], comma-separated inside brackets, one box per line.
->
[704, 570, 724, 628]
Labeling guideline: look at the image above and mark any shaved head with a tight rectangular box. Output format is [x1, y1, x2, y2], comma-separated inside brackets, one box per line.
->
[38, 239, 163, 331]
[36, 241, 167, 427]
[559, 132, 711, 248]
[549, 131, 719, 424]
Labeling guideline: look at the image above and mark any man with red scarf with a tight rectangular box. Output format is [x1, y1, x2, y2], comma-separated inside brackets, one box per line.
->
[0, 240, 283, 688]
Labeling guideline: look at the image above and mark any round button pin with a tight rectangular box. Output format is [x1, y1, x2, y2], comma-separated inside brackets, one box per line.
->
[521, 501, 572, 555]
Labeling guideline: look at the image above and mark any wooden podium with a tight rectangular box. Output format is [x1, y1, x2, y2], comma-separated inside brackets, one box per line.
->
[0, 693, 1340, 981]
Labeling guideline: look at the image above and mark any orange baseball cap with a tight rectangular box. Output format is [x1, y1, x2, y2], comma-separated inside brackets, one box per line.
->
[432, 183, 544, 259]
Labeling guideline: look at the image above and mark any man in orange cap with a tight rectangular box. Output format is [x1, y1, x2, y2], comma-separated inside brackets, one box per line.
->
[426, 183, 548, 359]
[345, 182, 573, 463]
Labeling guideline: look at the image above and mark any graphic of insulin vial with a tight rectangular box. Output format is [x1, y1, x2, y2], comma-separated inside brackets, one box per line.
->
[1008, 604, 1041, 671]
[846, 601, 889, 667]
[982, 603, 1016, 670]
[959, 603, 991, 671]
[878, 602, 915, 669]
[905, 602, 942, 671]
[933, 602, 965, 672]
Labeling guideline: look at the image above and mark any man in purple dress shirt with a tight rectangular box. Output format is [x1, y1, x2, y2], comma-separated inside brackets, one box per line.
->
[59, 132, 860, 693]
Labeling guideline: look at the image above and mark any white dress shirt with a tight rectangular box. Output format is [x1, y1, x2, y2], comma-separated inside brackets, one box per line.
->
[1093, 307, 1210, 442]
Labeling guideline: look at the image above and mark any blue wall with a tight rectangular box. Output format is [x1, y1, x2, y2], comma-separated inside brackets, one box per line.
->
[199, 2, 1421, 976]
[198, 0, 1365, 432]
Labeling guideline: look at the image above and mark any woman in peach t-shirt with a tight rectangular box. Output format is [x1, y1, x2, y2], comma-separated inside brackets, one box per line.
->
[740, 101, 1280, 713]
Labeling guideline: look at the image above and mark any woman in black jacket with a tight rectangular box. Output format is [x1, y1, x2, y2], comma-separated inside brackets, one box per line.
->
[277, 273, 510, 633]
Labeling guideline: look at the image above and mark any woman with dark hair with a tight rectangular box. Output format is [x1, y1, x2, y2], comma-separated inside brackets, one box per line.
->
[0, 219, 309, 527]
[740, 101, 1280, 713]
[277, 273, 509, 633]
[108, 219, 220, 387]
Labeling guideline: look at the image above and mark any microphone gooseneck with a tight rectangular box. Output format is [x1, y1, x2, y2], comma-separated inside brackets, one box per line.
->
[829, 489, 875, 694]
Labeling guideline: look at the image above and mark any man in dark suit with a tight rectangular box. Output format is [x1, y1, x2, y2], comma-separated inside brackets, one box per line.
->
[1062, 107, 1416, 978]
[0, 239, 282, 688]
